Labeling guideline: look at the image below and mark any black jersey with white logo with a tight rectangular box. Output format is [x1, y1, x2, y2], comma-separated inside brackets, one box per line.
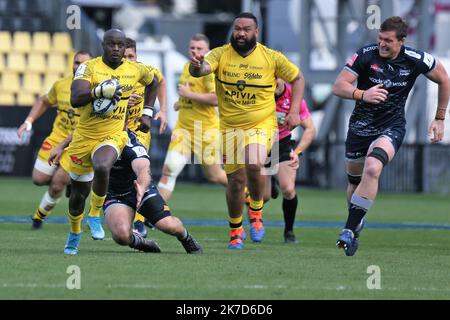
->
[344, 44, 436, 136]
[108, 130, 150, 195]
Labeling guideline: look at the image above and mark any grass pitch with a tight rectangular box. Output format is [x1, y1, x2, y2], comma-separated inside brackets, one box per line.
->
[0, 177, 449, 300]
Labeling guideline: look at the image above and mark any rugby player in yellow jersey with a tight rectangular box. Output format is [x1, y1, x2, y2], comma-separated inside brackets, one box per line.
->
[123, 37, 168, 237]
[190, 13, 305, 249]
[158, 33, 227, 202]
[16, 51, 92, 229]
[60, 29, 158, 255]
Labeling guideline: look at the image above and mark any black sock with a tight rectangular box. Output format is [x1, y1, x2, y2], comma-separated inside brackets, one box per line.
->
[177, 229, 188, 241]
[129, 233, 144, 249]
[282, 195, 298, 233]
[344, 204, 367, 232]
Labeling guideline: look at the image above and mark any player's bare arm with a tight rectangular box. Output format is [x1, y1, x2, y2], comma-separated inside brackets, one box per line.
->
[17, 95, 52, 139]
[188, 52, 212, 77]
[48, 134, 73, 166]
[178, 81, 218, 106]
[333, 69, 388, 104]
[425, 61, 450, 143]
[70, 79, 94, 107]
[131, 158, 152, 209]
[285, 74, 305, 129]
[137, 77, 159, 133]
[295, 117, 316, 155]
[154, 76, 168, 133]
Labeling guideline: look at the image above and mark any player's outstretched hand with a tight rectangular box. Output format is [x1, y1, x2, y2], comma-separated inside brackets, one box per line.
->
[17, 121, 31, 139]
[428, 119, 445, 143]
[190, 51, 204, 69]
[363, 84, 389, 104]
[154, 110, 167, 134]
[285, 113, 301, 130]
[289, 150, 299, 169]
[48, 145, 64, 166]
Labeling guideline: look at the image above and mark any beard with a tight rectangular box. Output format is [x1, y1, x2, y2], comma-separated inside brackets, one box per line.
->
[230, 34, 257, 54]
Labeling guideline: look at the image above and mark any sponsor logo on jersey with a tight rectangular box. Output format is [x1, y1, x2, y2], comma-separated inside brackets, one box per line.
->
[222, 70, 240, 78]
[423, 52, 435, 69]
[244, 72, 262, 80]
[41, 141, 52, 151]
[404, 49, 421, 60]
[239, 64, 248, 69]
[399, 69, 411, 76]
[369, 77, 407, 87]
[370, 64, 383, 73]
[70, 155, 83, 165]
[363, 46, 378, 54]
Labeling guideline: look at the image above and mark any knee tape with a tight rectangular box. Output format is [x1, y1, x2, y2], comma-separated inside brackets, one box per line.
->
[158, 151, 188, 192]
[368, 147, 389, 167]
[347, 174, 362, 186]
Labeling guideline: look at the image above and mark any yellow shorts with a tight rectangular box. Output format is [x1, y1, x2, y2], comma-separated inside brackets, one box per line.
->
[133, 130, 151, 150]
[34, 134, 64, 176]
[60, 130, 128, 179]
[222, 115, 277, 174]
[168, 126, 221, 166]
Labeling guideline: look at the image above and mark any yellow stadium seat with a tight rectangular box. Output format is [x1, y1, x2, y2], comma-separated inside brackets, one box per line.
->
[32, 32, 51, 54]
[0, 92, 16, 106]
[47, 53, 67, 73]
[52, 32, 73, 54]
[6, 52, 26, 73]
[0, 72, 21, 93]
[43, 72, 61, 92]
[27, 53, 46, 73]
[0, 32, 12, 54]
[13, 31, 32, 53]
[0, 55, 5, 72]
[23, 73, 43, 95]
[17, 92, 36, 106]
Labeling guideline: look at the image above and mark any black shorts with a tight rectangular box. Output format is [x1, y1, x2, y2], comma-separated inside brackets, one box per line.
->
[103, 183, 171, 225]
[345, 127, 406, 161]
[265, 135, 294, 168]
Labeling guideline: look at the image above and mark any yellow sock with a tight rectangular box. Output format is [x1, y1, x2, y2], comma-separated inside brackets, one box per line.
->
[229, 215, 243, 229]
[88, 191, 106, 217]
[33, 208, 49, 221]
[134, 213, 145, 223]
[249, 199, 264, 211]
[68, 212, 84, 234]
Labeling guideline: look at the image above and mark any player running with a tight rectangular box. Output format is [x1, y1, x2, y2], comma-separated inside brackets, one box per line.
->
[59, 29, 159, 255]
[158, 33, 227, 202]
[16, 51, 91, 229]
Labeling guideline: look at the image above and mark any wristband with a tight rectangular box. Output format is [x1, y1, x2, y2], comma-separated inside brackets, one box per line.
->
[24, 120, 33, 131]
[435, 116, 445, 121]
[295, 149, 302, 156]
[352, 89, 365, 101]
[142, 107, 154, 118]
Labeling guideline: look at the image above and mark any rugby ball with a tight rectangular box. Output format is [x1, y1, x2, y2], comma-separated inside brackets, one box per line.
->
[92, 97, 116, 115]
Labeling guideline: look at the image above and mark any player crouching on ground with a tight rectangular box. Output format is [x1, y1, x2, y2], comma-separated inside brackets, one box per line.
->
[50, 130, 203, 254]
[103, 130, 203, 254]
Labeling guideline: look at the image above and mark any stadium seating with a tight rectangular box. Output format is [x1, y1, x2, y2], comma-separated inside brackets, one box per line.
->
[0, 30, 74, 106]
[0, 31, 12, 53]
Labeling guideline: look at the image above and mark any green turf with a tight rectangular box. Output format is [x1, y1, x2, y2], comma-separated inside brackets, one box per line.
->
[0, 177, 449, 300]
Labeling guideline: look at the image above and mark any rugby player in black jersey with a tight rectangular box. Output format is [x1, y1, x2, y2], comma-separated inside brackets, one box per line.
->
[332, 16, 449, 256]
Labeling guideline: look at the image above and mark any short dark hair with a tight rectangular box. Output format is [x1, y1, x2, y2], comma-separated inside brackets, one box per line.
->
[125, 37, 136, 50]
[380, 16, 408, 40]
[75, 50, 92, 57]
[191, 33, 210, 47]
[233, 12, 258, 27]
